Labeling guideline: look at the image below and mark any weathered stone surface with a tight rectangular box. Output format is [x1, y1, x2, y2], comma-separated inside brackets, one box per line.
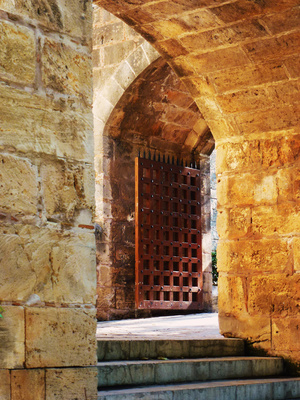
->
[284, 55, 300, 78]
[0, 370, 10, 400]
[42, 38, 92, 103]
[180, 20, 268, 53]
[218, 172, 278, 206]
[11, 369, 45, 400]
[0, 306, 24, 369]
[0, 154, 38, 216]
[219, 314, 271, 350]
[153, 9, 222, 39]
[25, 307, 97, 368]
[218, 275, 247, 316]
[218, 239, 291, 274]
[93, 21, 124, 47]
[0, 225, 96, 303]
[252, 204, 300, 236]
[0, 0, 92, 40]
[0, 20, 35, 84]
[248, 274, 300, 316]
[272, 317, 300, 352]
[46, 367, 98, 400]
[217, 207, 251, 239]
[188, 46, 250, 74]
[218, 80, 300, 114]
[103, 41, 136, 66]
[244, 31, 300, 63]
[293, 238, 300, 272]
[216, 135, 300, 174]
[0, 83, 93, 162]
[211, 62, 288, 93]
[40, 160, 94, 222]
[236, 104, 300, 136]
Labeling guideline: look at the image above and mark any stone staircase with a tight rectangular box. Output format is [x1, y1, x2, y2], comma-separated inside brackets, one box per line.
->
[97, 338, 300, 399]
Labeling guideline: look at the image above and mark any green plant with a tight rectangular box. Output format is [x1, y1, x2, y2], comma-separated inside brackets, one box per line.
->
[0, 306, 4, 318]
[212, 251, 218, 286]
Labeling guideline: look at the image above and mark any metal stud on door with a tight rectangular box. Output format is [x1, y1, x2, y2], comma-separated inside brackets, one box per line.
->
[135, 156, 203, 310]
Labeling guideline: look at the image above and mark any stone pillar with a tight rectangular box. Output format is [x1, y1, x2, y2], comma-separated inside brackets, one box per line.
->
[0, 1, 97, 398]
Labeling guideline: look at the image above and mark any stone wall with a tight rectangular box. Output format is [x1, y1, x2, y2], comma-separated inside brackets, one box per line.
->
[0, 1, 97, 398]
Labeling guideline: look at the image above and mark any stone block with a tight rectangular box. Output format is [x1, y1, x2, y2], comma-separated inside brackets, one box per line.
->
[293, 238, 300, 272]
[217, 207, 251, 239]
[25, 307, 97, 368]
[126, 45, 150, 76]
[218, 239, 291, 274]
[0, 225, 96, 304]
[0, 370, 10, 400]
[216, 135, 300, 174]
[100, 79, 124, 108]
[152, 18, 190, 38]
[0, 154, 38, 216]
[219, 314, 271, 349]
[236, 104, 300, 136]
[0, 20, 35, 84]
[205, 117, 237, 141]
[1, 0, 92, 40]
[103, 41, 136, 66]
[180, 20, 267, 53]
[272, 317, 300, 352]
[46, 367, 98, 400]
[217, 86, 271, 114]
[177, 8, 223, 33]
[11, 369, 45, 400]
[40, 160, 94, 221]
[252, 204, 300, 236]
[210, 0, 296, 24]
[218, 275, 247, 316]
[114, 61, 136, 90]
[0, 306, 25, 369]
[0, 84, 93, 162]
[42, 38, 92, 103]
[141, 41, 160, 63]
[248, 274, 300, 316]
[93, 22, 124, 47]
[284, 55, 300, 78]
[188, 46, 250, 74]
[211, 61, 288, 94]
[244, 31, 300, 63]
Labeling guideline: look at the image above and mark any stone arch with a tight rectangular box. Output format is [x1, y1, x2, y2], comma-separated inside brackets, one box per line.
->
[94, 0, 300, 367]
[95, 54, 216, 319]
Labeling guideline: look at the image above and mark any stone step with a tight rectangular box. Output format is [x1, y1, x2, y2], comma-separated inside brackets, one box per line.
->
[97, 338, 244, 361]
[97, 377, 300, 400]
[97, 356, 283, 388]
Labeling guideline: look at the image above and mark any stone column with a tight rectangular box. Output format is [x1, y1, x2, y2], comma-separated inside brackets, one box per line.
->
[0, 1, 97, 398]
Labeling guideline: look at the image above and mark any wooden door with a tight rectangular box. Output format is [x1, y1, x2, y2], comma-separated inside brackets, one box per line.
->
[135, 156, 203, 310]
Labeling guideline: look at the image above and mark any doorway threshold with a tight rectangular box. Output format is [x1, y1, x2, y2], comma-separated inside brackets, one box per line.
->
[96, 313, 222, 340]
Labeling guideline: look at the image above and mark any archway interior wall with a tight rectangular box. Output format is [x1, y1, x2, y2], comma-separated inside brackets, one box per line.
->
[0, 1, 97, 397]
[95, 0, 300, 370]
[93, 12, 214, 317]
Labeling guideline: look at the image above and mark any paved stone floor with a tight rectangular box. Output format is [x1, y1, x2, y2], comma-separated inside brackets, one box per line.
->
[96, 313, 223, 340]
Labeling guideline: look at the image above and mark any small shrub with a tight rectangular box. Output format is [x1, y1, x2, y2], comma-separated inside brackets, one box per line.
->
[212, 251, 218, 286]
[0, 306, 4, 318]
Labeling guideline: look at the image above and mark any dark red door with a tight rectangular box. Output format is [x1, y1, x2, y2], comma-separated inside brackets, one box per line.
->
[135, 156, 203, 310]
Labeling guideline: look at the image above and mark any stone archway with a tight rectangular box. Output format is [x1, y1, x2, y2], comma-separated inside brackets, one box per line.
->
[95, 0, 300, 368]
[94, 50, 216, 319]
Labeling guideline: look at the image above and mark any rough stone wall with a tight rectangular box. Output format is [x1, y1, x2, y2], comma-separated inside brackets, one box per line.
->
[95, 0, 300, 369]
[0, 1, 97, 398]
[210, 149, 218, 252]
